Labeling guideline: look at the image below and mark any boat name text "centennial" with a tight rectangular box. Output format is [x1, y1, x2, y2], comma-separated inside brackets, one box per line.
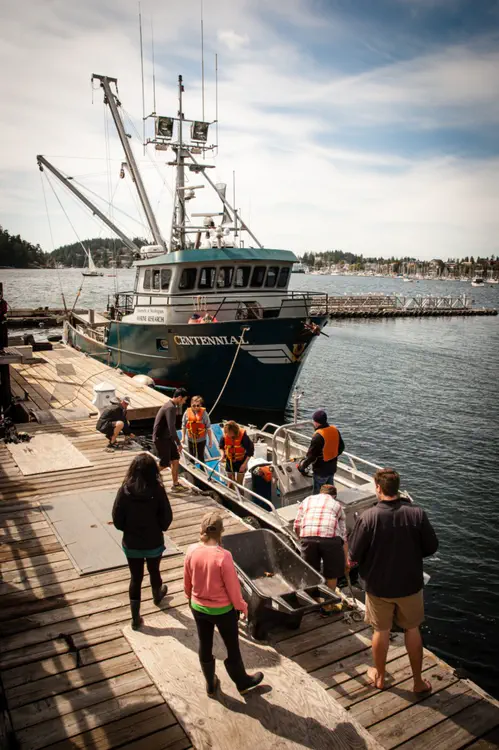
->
[174, 334, 248, 346]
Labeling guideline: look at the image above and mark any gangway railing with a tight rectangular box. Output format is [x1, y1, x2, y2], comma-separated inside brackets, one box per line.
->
[180, 446, 282, 522]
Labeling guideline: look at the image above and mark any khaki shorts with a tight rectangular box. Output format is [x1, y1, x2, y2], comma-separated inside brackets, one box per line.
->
[365, 590, 424, 631]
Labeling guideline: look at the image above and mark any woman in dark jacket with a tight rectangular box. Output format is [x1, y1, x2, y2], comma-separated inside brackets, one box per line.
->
[113, 453, 173, 630]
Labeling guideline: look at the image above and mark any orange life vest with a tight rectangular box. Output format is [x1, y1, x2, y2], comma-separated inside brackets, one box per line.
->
[224, 429, 246, 462]
[316, 425, 340, 461]
[185, 407, 207, 439]
[259, 465, 273, 482]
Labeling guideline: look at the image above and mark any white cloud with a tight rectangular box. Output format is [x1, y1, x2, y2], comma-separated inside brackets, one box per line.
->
[217, 29, 249, 51]
[0, 0, 497, 260]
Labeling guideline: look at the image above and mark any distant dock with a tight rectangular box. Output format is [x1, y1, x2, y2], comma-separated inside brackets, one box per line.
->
[311, 294, 498, 319]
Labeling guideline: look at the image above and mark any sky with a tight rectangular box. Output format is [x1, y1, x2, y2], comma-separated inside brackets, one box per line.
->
[1, 0, 498, 260]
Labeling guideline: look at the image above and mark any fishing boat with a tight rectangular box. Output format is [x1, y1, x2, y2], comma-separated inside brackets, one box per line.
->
[82, 250, 104, 277]
[36, 75, 328, 413]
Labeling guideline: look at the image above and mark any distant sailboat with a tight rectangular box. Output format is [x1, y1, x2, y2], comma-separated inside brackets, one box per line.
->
[82, 249, 103, 277]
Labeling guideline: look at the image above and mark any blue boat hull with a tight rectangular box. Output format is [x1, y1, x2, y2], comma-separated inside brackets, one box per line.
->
[66, 316, 327, 413]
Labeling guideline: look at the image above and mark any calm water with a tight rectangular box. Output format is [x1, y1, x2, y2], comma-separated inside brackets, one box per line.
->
[2, 268, 499, 696]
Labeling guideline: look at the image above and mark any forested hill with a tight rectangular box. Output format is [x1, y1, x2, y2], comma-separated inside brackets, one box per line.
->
[0, 226, 45, 268]
[48, 237, 147, 268]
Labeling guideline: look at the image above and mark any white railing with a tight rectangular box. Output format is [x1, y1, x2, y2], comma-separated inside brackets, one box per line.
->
[181, 447, 281, 519]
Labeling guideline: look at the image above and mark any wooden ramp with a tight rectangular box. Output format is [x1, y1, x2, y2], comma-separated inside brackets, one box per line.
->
[9, 343, 169, 421]
[125, 609, 382, 750]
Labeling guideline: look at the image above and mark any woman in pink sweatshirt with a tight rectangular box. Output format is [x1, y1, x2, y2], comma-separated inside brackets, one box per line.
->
[184, 511, 264, 697]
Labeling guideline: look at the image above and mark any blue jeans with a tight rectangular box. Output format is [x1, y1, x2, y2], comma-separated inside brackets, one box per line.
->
[313, 473, 336, 493]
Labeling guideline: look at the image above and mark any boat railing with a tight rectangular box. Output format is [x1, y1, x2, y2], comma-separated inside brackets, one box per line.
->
[260, 422, 382, 481]
[106, 290, 328, 320]
[181, 446, 281, 520]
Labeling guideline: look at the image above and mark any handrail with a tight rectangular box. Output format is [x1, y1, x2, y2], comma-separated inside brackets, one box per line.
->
[181, 447, 280, 518]
[261, 422, 382, 476]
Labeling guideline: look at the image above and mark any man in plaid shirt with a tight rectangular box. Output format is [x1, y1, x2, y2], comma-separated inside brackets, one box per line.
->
[294, 485, 348, 611]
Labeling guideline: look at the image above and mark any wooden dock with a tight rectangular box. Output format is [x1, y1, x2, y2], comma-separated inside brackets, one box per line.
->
[1, 420, 499, 748]
[7, 343, 168, 422]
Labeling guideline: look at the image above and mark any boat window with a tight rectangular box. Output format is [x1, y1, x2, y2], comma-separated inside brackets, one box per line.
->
[277, 267, 290, 288]
[161, 269, 172, 290]
[251, 266, 266, 288]
[235, 267, 251, 288]
[179, 268, 197, 290]
[198, 267, 216, 289]
[265, 266, 279, 288]
[143, 269, 152, 290]
[216, 266, 234, 288]
[152, 269, 161, 291]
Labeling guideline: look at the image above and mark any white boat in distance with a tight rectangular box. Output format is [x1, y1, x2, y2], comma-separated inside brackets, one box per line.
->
[82, 249, 104, 277]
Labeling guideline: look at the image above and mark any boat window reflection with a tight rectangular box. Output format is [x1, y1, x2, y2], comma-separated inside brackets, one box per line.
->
[161, 269, 172, 290]
[199, 267, 216, 289]
[277, 267, 290, 288]
[251, 266, 266, 288]
[143, 269, 152, 289]
[235, 267, 251, 288]
[179, 268, 197, 290]
[265, 266, 279, 288]
[217, 267, 234, 288]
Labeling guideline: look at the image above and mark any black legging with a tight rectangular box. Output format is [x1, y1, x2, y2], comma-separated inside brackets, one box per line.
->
[127, 556, 162, 601]
[192, 607, 242, 663]
[188, 439, 206, 460]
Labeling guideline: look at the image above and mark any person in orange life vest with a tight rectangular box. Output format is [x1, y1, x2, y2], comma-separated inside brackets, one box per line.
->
[181, 395, 213, 461]
[298, 409, 345, 493]
[219, 420, 254, 485]
[250, 463, 273, 508]
[188, 313, 202, 324]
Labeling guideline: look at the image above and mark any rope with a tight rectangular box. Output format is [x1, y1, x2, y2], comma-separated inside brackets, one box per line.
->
[40, 172, 67, 314]
[208, 327, 250, 417]
[45, 172, 90, 260]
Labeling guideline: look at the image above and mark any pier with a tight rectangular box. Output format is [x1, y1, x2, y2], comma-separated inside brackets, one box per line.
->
[310, 294, 498, 319]
[5, 343, 168, 423]
[1, 354, 498, 748]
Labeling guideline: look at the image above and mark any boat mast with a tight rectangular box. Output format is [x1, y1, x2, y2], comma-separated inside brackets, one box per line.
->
[172, 75, 186, 250]
[92, 74, 166, 250]
[36, 156, 140, 254]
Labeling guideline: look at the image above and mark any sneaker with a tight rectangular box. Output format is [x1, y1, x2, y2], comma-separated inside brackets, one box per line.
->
[171, 483, 187, 492]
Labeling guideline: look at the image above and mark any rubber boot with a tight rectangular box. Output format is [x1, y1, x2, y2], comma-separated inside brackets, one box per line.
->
[130, 600, 143, 630]
[152, 584, 168, 606]
[224, 657, 264, 695]
[200, 658, 219, 697]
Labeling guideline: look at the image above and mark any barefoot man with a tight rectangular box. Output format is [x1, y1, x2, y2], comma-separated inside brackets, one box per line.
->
[349, 468, 438, 693]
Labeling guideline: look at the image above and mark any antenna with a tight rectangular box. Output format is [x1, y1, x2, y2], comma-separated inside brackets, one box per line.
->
[138, 2, 146, 154]
[151, 17, 157, 114]
[201, 0, 205, 122]
[215, 53, 219, 154]
[233, 170, 238, 240]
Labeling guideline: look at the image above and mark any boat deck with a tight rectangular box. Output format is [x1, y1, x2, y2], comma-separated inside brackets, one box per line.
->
[8, 343, 168, 421]
[1, 421, 498, 748]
